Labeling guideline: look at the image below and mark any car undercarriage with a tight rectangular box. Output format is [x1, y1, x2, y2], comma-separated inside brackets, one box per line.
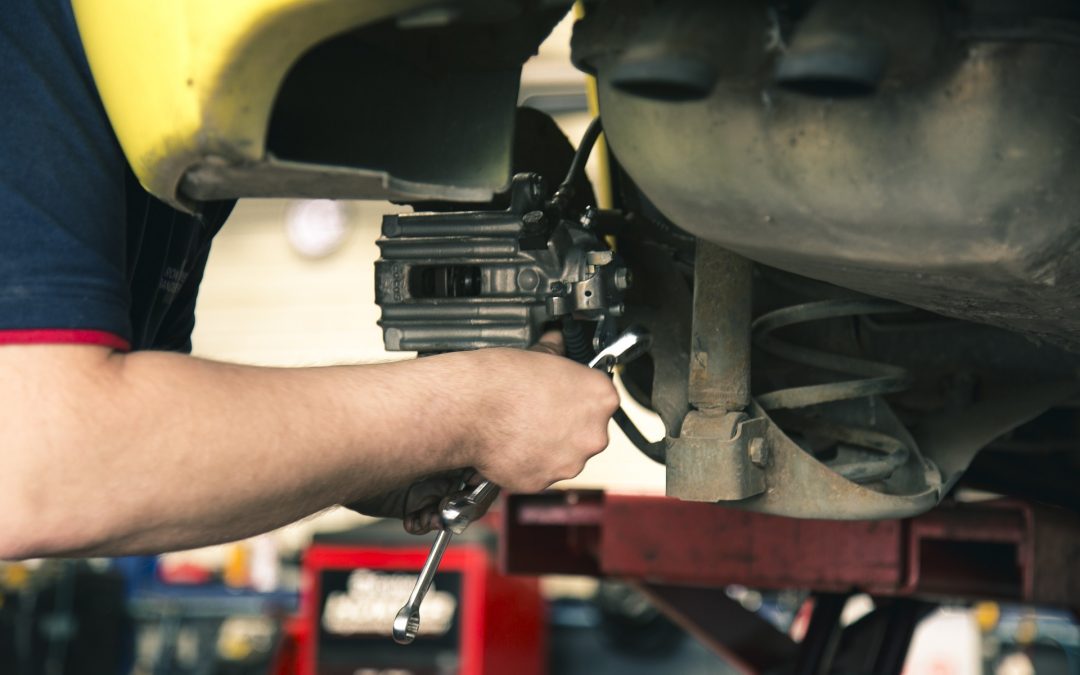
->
[362, 0, 1080, 524]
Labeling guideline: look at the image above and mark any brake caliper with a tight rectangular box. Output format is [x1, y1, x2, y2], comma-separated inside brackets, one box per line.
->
[375, 173, 629, 352]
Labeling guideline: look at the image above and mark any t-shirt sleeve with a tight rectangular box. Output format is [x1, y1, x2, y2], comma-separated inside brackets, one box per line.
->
[150, 246, 210, 355]
[0, 0, 132, 350]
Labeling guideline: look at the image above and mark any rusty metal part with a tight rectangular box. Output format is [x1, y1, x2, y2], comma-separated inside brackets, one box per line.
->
[666, 242, 762, 501]
[739, 375, 1080, 519]
[502, 490, 1080, 606]
[666, 259, 1074, 515]
[733, 400, 942, 519]
[688, 242, 752, 411]
[661, 244, 942, 510]
[752, 299, 913, 411]
[503, 490, 1080, 672]
[773, 413, 910, 485]
[666, 411, 768, 501]
[750, 297, 926, 489]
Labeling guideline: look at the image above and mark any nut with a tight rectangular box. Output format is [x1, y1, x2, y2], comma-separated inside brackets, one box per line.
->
[523, 210, 545, 227]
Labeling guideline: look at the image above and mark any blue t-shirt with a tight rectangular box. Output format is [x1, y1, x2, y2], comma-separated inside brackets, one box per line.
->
[0, 0, 233, 352]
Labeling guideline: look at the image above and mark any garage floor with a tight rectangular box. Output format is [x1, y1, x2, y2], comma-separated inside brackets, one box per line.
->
[548, 624, 737, 675]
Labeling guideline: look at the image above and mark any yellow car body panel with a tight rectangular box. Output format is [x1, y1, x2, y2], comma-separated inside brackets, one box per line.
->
[71, 0, 434, 210]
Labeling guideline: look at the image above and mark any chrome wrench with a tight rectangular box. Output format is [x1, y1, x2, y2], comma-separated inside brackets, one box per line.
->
[586, 324, 652, 373]
[391, 479, 497, 644]
[392, 325, 651, 644]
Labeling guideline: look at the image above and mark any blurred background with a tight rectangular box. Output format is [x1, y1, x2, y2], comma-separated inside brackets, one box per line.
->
[1, 13, 1076, 675]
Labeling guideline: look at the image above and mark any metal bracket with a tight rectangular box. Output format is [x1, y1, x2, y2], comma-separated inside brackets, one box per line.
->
[666, 411, 768, 501]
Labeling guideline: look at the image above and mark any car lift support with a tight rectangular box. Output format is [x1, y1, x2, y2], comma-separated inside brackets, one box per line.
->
[502, 491, 1080, 674]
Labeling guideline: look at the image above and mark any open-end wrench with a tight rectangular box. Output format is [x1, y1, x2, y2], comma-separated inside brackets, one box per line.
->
[587, 324, 651, 372]
[392, 325, 652, 645]
[391, 479, 497, 644]
[391, 526, 451, 644]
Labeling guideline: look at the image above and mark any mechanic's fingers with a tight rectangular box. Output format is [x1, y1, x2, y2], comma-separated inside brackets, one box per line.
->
[402, 469, 469, 515]
[529, 329, 565, 357]
[404, 471, 496, 535]
[403, 506, 441, 535]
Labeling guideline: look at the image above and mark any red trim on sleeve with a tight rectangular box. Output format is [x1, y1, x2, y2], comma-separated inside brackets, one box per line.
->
[0, 329, 131, 352]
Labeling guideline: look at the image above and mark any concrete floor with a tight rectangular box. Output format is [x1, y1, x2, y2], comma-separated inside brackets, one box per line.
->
[549, 626, 736, 675]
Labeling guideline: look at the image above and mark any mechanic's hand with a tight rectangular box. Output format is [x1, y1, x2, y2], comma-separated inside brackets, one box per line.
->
[346, 331, 618, 534]
[344, 468, 490, 535]
[461, 330, 620, 493]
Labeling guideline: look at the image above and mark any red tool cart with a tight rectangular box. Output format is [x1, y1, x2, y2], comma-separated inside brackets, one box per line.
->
[278, 521, 545, 675]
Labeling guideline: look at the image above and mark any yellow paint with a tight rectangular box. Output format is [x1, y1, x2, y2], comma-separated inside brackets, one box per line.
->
[71, 0, 433, 209]
[223, 542, 250, 589]
[0, 563, 29, 590]
[973, 601, 1000, 632]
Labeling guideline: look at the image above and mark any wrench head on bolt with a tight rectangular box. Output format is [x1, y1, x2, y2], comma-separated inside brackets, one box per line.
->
[587, 324, 652, 372]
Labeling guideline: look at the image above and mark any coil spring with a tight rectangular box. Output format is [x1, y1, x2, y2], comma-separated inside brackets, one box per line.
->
[752, 299, 914, 484]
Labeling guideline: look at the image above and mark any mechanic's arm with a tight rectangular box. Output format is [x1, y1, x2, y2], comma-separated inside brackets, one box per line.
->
[0, 339, 618, 559]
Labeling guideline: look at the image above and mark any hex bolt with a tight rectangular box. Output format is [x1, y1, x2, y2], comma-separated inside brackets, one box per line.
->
[748, 437, 769, 468]
[609, 303, 626, 317]
[614, 268, 633, 290]
[523, 210, 546, 229]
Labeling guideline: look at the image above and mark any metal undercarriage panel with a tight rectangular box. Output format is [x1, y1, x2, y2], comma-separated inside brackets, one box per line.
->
[577, 0, 1080, 349]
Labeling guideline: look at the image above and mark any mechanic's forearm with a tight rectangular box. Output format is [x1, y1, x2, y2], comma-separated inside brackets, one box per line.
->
[0, 347, 478, 558]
